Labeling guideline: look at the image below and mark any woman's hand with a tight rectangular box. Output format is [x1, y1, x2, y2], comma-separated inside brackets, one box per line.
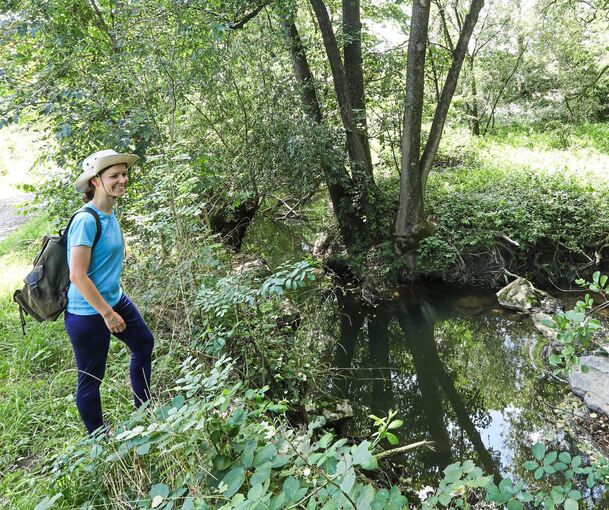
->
[103, 310, 126, 333]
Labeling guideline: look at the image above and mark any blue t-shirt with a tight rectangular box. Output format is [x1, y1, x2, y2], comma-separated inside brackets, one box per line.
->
[66, 204, 123, 315]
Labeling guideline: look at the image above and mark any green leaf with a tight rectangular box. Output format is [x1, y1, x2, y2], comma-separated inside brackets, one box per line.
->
[351, 441, 377, 470]
[507, 499, 524, 510]
[283, 477, 301, 501]
[522, 461, 538, 471]
[439, 492, 452, 506]
[581, 364, 590, 373]
[544, 451, 558, 464]
[444, 463, 463, 484]
[534, 467, 545, 479]
[564, 498, 578, 510]
[222, 467, 245, 498]
[247, 483, 264, 501]
[339, 467, 356, 493]
[136, 442, 151, 456]
[180, 498, 195, 510]
[254, 444, 277, 467]
[385, 432, 399, 445]
[34, 494, 63, 510]
[532, 443, 546, 461]
[559, 452, 572, 463]
[251, 463, 272, 486]
[387, 420, 403, 430]
[318, 433, 333, 449]
[151, 483, 170, 499]
[213, 454, 232, 471]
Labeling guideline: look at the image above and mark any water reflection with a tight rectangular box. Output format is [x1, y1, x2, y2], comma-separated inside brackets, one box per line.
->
[328, 284, 567, 490]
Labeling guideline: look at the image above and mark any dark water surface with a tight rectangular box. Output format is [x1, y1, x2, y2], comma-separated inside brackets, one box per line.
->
[323, 283, 573, 491]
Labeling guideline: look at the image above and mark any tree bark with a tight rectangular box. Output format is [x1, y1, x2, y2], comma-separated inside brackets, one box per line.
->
[393, 0, 432, 256]
[309, 0, 375, 194]
[467, 56, 481, 136]
[394, 0, 484, 257]
[283, 19, 370, 251]
[282, 21, 323, 124]
[343, 0, 373, 172]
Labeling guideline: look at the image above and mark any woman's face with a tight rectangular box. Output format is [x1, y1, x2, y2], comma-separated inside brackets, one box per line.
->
[93, 163, 129, 197]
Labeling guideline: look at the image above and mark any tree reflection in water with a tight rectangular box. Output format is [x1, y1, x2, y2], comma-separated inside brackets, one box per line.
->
[329, 284, 566, 490]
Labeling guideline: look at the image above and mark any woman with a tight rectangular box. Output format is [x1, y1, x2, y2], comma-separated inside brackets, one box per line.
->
[66, 149, 154, 435]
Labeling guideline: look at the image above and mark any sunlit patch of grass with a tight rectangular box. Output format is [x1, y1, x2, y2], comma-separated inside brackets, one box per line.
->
[478, 144, 609, 180]
[442, 122, 609, 181]
[0, 125, 43, 196]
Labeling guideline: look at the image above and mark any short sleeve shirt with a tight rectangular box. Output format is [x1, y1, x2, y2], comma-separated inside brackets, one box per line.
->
[66, 204, 123, 315]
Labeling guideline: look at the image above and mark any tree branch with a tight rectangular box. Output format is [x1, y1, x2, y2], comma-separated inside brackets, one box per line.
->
[375, 440, 435, 460]
[229, 2, 270, 30]
[482, 41, 528, 134]
[420, 0, 485, 188]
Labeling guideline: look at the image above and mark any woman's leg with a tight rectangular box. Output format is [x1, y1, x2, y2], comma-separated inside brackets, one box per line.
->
[65, 311, 111, 435]
[113, 294, 154, 408]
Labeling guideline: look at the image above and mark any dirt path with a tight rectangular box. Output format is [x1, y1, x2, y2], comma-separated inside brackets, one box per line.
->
[0, 193, 33, 242]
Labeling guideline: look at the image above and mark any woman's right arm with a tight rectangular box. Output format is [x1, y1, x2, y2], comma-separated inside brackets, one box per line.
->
[69, 245, 126, 333]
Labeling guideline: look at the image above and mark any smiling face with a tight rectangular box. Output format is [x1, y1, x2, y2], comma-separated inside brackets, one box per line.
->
[91, 163, 129, 197]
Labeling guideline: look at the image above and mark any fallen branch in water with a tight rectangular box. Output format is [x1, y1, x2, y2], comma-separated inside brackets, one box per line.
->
[375, 440, 435, 460]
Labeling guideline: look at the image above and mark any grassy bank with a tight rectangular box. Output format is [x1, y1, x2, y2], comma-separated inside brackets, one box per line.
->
[413, 122, 609, 286]
[0, 216, 147, 506]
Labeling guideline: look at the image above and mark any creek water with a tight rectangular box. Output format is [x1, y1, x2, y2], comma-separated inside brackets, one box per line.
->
[320, 283, 577, 492]
[241, 217, 587, 495]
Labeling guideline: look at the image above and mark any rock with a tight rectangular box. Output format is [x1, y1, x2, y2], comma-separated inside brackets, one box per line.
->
[232, 255, 271, 278]
[276, 298, 301, 331]
[496, 277, 562, 314]
[455, 295, 494, 315]
[569, 356, 609, 417]
[305, 401, 354, 429]
[531, 311, 558, 341]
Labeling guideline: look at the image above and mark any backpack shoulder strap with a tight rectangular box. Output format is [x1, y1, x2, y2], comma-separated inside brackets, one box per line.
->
[61, 207, 102, 249]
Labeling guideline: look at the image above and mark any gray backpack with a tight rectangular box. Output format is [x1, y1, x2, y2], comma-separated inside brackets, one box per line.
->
[13, 208, 101, 333]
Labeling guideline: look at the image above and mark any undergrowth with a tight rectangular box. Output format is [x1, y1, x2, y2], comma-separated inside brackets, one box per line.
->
[418, 160, 609, 286]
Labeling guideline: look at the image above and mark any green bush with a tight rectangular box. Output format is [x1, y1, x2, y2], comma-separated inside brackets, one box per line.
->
[418, 162, 609, 284]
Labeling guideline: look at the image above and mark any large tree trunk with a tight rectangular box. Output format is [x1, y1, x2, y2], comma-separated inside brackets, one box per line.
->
[393, 0, 432, 257]
[309, 0, 375, 196]
[343, 0, 373, 173]
[282, 21, 323, 124]
[394, 0, 484, 257]
[283, 20, 370, 251]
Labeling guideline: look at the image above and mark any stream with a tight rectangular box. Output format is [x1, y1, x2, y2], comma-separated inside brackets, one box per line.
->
[241, 216, 600, 499]
[319, 283, 579, 493]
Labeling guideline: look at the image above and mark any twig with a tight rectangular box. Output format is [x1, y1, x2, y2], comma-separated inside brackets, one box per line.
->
[375, 440, 436, 460]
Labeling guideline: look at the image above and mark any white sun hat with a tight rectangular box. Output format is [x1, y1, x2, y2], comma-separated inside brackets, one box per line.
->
[75, 149, 139, 193]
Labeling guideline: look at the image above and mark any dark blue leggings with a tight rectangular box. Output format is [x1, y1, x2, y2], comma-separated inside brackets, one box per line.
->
[65, 294, 154, 434]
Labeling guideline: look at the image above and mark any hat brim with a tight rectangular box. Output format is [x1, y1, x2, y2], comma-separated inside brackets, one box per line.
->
[75, 153, 139, 193]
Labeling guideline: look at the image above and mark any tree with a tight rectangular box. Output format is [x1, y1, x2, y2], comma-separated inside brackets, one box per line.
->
[394, 0, 485, 257]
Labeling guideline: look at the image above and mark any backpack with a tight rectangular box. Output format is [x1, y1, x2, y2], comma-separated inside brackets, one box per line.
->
[13, 207, 101, 334]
